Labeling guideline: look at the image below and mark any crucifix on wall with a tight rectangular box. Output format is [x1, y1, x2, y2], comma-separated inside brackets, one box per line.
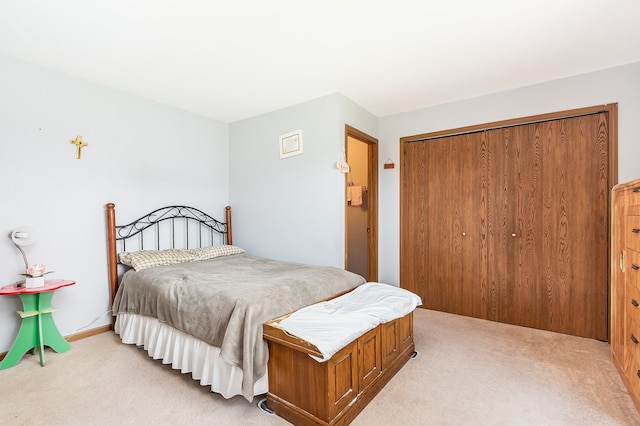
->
[70, 135, 89, 159]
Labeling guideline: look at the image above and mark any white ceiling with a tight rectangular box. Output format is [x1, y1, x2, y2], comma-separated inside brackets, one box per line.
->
[1, 1, 639, 123]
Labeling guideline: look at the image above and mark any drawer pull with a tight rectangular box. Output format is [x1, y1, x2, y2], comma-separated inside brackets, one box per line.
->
[633, 187, 640, 193]
[633, 264, 640, 271]
[633, 299, 640, 308]
[633, 228, 640, 234]
[632, 334, 639, 344]
[638, 369, 640, 379]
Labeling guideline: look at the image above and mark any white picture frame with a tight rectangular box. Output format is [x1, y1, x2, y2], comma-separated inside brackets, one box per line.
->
[279, 129, 304, 159]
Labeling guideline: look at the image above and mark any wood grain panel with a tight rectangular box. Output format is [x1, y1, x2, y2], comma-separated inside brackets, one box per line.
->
[540, 114, 608, 339]
[400, 140, 428, 300]
[485, 113, 608, 338]
[611, 188, 626, 365]
[627, 249, 640, 289]
[454, 133, 486, 318]
[267, 340, 329, 420]
[358, 328, 381, 392]
[381, 320, 398, 370]
[330, 343, 358, 418]
[628, 216, 640, 251]
[401, 133, 483, 317]
[401, 106, 613, 340]
[485, 123, 544, 327]
[397, 312, 414, 353]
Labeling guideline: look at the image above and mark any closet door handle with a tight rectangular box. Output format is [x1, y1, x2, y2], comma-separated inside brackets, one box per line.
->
[633, 228, 640, 234]
[633, 187, 640, 193]
[638, 369, 640, 379]
[633, 299, 640, 308]
[632, 264, 640, 271]
[632, 334, 639, 345]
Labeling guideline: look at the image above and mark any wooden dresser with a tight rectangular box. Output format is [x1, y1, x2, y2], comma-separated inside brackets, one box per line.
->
[612, 177, 640, 410]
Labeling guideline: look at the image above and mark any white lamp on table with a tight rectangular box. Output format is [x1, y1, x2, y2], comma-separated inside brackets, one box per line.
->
[9, 226, 41, 287]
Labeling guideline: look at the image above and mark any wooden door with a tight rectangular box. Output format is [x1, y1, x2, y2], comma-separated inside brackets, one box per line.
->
[485, 114, 609, 339]
[401, 106, 614, 340]
[485, 124, 544, 327]
[401, 133, 484, 317]
[539, 113, 609, 339]
[345, 125, 378, 282]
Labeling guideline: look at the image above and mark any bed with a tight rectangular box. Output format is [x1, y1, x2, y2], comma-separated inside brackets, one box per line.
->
[105, 203, 366, 402]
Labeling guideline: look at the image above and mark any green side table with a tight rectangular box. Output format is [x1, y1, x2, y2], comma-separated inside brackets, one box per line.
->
[0, 279, 75, 369]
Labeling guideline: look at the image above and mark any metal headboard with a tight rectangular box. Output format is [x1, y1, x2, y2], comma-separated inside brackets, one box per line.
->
[106, 203, 232, 315]
[115, 205, 228, 251]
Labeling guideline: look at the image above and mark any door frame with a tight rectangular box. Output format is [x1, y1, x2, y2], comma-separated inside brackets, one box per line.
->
[345, 125, 378, 282]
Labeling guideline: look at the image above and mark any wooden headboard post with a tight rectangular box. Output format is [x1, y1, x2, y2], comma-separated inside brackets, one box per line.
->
[226, 205, 232, 245]
[106, 203, 118, 328]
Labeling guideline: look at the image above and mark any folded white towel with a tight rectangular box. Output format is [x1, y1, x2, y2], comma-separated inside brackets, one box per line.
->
[277, 282, 422, 362]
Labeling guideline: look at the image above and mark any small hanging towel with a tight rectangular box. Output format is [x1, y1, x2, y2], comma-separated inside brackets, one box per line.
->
[350, 186, 363, 206]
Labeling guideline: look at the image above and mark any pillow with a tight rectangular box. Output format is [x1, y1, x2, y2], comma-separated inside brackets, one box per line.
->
[188, 245, 244, 260]
[119, 245, 244, 271]
[119, 249, 196, 271]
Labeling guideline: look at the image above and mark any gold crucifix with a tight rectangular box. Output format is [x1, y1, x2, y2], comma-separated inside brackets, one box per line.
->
[70, 135, 89, 159]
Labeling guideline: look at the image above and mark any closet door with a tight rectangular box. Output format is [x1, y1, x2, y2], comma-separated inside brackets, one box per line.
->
[401, 106, 613, 341]
[539, 113, 609, 339]
[485, 114, 609, 339]
[485, 124, 545, 327]
[401, 133, 485, 317]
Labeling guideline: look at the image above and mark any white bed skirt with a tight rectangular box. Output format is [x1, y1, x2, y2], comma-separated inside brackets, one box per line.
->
[114, 312, 269, 399]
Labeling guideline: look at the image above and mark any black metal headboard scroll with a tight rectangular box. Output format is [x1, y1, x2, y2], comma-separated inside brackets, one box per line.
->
[106, 203, 232, 318]
[114, 205, 229, 250]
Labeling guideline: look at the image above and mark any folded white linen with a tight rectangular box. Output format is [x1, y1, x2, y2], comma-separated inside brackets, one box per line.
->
[276, 282, 422, 362]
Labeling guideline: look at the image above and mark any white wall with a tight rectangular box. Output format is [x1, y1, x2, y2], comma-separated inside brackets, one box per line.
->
[377, 62, 640, 286]
[0, 56, 229, 353]
[229, 93, 377, 267]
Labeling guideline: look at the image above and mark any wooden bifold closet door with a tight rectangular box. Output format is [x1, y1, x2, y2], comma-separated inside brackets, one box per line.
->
[401, 107, 614, 340]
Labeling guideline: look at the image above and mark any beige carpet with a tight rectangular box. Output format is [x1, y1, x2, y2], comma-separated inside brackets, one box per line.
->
[0, 309, 638, 425]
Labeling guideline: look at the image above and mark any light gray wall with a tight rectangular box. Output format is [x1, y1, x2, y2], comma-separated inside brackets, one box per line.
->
[229, 93, 377, 267]
[378, 61, 640, 286]
[0, 56, 229, 353]
[2, 53, 637, 355]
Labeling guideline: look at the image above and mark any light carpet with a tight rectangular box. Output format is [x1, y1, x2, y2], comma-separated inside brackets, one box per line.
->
[0, 308, 638, 425]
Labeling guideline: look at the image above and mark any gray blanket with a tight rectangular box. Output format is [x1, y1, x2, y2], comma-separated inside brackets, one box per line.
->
[112, 253, 365, 401]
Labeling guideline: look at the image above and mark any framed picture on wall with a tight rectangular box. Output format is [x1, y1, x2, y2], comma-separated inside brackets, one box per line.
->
[279, 129, 303, 159]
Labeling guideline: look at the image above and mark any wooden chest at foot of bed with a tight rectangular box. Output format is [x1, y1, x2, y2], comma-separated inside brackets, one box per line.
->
[263, 311, 415, 426]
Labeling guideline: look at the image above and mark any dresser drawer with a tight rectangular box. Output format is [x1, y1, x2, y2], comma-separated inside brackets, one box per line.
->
[625, 348, 640, 398]
[628, 283, 640, 326]
[626, 314, 640, 361]
[628, 216, 640, 251]
[628, 185, 640, 207]
[627, 249, 640, 289]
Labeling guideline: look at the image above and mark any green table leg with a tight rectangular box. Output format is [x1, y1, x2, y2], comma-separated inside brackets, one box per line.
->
[0, 291, 70, 369]
[36, 292, 71, 354]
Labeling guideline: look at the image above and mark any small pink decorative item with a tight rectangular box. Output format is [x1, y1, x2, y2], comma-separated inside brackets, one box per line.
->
[21, 264, 53, 288]
[26, 264, 46, 277]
